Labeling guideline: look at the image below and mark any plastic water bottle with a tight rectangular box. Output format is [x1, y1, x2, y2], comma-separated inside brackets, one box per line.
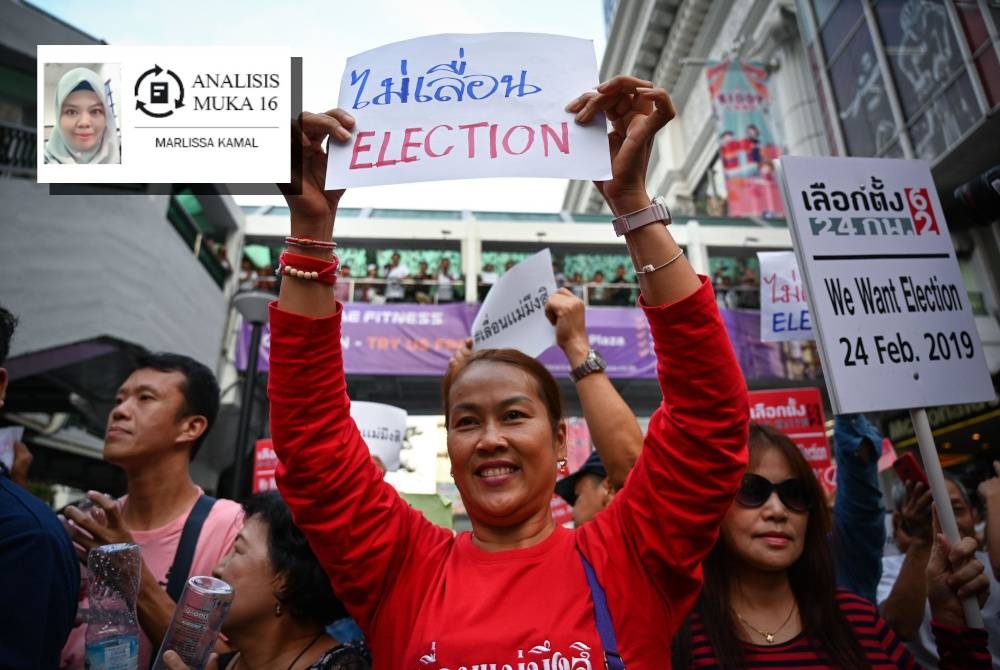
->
[85, 543, 141, 670]
[151, 576, 233, 670]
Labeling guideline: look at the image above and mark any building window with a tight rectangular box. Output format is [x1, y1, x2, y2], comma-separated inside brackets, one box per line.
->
[874, 0, 980, 160]
[828, 26, 899, 156]
[811, 0, 994, 161]
[955, 0, 1000, 108]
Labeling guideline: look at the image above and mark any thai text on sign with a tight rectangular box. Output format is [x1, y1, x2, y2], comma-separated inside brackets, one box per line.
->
[778, 156, 993, 414]
[758, 251, 812, 342]
[471, 248, 557, 357]
[326, 33, 611, 189]
[253, 439, 278, 494]
[749, 387, 829, 486]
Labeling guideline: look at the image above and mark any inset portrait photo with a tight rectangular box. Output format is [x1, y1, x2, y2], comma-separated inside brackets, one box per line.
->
[43, 63, 121, 165]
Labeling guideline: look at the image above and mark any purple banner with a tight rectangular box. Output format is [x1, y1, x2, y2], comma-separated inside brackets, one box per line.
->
[238, 303, 792, 381]
[721, 307, 786, 379]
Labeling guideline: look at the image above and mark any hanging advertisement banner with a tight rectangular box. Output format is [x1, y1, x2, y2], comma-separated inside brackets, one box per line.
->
[749, 387, 830, 487]
[706, 61, 784, 218]
[252, 438, 278, 494]
[236, 302, 798, 381]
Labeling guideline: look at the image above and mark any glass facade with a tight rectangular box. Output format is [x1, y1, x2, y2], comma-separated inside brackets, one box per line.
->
[803, 0, 998, 160]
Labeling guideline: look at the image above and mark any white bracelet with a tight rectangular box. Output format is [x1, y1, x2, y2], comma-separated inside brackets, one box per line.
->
[634, 249, 685, 275]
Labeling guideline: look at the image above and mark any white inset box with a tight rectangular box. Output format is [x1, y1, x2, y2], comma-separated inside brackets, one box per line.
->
[38, 46, 291, 184]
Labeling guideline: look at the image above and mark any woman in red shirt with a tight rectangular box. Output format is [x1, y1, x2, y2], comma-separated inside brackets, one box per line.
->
[266, 76, 749, 667]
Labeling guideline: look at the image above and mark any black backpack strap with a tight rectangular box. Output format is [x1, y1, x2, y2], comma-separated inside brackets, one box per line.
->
[166, 494, 217, 602]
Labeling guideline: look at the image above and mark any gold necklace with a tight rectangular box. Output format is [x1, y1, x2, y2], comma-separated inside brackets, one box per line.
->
[734, 603, 797, 644]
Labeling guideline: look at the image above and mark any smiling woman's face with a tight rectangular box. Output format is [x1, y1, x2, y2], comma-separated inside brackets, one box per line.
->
[59, 90, 105, 152]
[446, 360, 566, 529]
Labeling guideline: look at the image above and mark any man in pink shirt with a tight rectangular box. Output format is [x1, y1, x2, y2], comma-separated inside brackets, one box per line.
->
[60, 352, 243, 669]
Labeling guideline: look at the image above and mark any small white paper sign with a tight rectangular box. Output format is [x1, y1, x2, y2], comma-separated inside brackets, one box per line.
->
[777, 156, 994, 414]
[0, 426, 25, 471]
[472, 248, 557, 356]
[327, 33, 611, 189]
[758, 251, 813, 342]
[351, 401, 407, 471]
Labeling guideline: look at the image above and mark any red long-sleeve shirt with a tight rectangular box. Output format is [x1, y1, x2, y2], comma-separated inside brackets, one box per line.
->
[268, 277, 749, 668]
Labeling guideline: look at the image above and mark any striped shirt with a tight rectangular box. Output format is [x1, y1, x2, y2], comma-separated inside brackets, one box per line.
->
[685, 590, 991, 669]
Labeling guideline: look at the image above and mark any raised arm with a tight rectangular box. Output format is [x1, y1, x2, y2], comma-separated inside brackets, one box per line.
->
[569, 77, 749, 622]
[566, 76, 700, 307]
[275, 110, 352, 318]
[977, 460, 1000, 580]
[268, 110, 447, 631]
[926, 524, 993, 668]
[830, 413, 886, 602]
[545, 288, 641, 489]
[879, 481, 933, 640]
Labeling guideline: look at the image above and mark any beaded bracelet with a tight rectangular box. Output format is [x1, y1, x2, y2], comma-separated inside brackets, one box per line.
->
[285, 236, 337, 250]
[278, 250, 340, 285]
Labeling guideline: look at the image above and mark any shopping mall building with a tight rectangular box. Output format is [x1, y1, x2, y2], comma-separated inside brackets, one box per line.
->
[1, 0, 998, 509]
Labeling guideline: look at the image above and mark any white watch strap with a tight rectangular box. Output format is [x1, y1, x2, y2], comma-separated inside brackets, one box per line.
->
[611, 196, 670, 236]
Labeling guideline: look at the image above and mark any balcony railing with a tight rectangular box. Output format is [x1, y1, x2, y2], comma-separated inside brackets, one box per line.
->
[166, 196, 230, 289]
[237, 276, 644, 307]
[0, 120, 36, 178]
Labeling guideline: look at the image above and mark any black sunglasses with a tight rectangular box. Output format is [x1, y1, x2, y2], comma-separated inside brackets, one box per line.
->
[736, 473, 813, 513]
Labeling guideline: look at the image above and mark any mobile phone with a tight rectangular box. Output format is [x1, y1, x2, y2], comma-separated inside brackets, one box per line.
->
[893, 452, 929, 488]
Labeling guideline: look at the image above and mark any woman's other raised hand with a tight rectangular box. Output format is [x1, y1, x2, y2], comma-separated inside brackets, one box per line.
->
[281, 109, 356, 237]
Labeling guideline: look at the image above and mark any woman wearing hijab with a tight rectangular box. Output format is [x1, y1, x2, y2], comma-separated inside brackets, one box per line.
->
[45, 67, 120, 164]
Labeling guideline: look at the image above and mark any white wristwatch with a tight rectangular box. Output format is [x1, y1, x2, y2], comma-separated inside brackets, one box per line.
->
[611, 196, 671, 237]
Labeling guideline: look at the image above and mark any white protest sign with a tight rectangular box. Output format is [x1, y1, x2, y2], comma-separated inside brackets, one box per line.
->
[777, 156, 994, 414]
[327, 33, 611, 189]
[0, 426, 25, 471]
[472, 248, 557, 357]
[758, 251, 812, 342]
[350, 401, 407, 471]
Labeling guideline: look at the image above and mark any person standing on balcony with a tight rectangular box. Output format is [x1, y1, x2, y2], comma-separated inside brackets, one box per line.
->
[384, 253, 409, 303]
[435, 257, 457, 303]
[610, 264, 633, 306]
[412, 260, 434, 303]
[478, 263, 498, 301]
[588, 270, 608, 305]
[44, 67, 120, 165]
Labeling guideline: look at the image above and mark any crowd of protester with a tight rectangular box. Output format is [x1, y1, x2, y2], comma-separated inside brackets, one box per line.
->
[3, 75, 999, 669]
[713, 260, 761, 309]
[241, 254, 643, 307]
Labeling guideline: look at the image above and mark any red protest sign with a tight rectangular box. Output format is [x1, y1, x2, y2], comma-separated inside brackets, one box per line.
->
[750, 388, 830, 488]
[550, 493, 574, 527]
[253, 438, 279, 494]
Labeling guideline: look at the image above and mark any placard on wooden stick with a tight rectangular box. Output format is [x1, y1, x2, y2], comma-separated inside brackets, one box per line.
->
[776, 156, 993, 415]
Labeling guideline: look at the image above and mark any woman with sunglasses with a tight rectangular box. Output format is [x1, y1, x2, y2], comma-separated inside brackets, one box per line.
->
[672, 422, 991, 669]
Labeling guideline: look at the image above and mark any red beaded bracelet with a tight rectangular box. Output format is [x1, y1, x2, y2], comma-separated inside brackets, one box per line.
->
[278, 250, 340, 285]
